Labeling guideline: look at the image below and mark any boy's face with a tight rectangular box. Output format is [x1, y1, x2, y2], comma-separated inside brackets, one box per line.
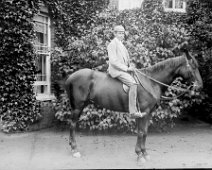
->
[115, 31, 125, 41]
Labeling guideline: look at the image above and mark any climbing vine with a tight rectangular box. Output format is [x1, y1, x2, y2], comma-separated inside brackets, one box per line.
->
[0, 0, 41, 132]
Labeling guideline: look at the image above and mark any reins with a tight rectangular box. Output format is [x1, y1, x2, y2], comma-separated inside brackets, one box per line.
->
[160, 85, 193, 100]
[134, 69, 194, 100]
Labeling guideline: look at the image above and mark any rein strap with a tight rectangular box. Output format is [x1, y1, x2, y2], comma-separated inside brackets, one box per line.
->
[135, 69, 193, 100]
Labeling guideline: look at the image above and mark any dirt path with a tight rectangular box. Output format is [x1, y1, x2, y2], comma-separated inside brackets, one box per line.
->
[0, 121, 212, 169]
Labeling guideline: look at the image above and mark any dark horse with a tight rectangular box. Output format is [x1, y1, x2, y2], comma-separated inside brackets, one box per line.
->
[64, 52, 203, 162]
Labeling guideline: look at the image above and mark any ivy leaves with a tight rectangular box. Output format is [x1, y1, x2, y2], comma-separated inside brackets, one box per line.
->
[43, 0, 109, 48]
[0, 0, 41, 132]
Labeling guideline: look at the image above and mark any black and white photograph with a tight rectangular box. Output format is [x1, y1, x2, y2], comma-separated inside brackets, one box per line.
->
[0, 0, 212, 169]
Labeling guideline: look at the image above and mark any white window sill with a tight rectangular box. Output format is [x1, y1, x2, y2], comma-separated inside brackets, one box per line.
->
[36, 94, 56, 101]
[164, 8, 186, 13]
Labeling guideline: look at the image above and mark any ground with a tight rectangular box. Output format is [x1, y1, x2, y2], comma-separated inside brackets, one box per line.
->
[0, 120, 212, 169]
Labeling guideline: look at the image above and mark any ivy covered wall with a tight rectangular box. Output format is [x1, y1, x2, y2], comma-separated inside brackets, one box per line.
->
[0, 0, 41, 132]
[0, 0, 110, 132]
[1, 0, 212, 133]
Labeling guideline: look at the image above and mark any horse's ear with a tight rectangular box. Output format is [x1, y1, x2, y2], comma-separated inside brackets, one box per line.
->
[182, 49, 192, 60]
[61, 70, 67, 79]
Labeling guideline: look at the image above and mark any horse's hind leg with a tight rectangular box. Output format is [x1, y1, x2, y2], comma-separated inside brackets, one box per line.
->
[69, 107, 83, 157]
[69, 104, 89, 158]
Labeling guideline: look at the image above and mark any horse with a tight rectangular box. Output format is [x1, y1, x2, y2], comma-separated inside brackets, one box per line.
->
[63, 52, 203, 162]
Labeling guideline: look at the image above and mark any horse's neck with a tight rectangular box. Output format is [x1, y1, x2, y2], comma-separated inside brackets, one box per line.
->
[143, 56, 185, 91]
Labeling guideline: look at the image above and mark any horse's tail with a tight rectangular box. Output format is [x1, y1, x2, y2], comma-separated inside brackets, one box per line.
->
[65, 80, 75, 110]
[52, 79, 65, 100]
[53, 71, 75, 109]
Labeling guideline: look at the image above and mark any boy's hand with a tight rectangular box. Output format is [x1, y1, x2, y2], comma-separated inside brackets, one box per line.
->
[127, 67, 135, 73]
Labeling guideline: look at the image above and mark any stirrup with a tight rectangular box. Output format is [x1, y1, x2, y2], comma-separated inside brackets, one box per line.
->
[130, 111, 146, 119]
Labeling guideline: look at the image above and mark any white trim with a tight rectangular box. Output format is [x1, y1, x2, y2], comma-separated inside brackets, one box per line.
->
[36, 94, 56, 101]
[164, 8, 186, 13]
[46, 16, 51, 95]
[34, 81, 49, 86]
[34, 45, 50, 54]
[33, 13, 52, 100]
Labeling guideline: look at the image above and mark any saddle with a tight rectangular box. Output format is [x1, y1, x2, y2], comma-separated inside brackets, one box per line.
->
[123, 84, 129, 93]
[119, 70, 158, 100]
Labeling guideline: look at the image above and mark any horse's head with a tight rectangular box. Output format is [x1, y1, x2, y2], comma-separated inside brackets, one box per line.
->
[181, 51, 203, 90]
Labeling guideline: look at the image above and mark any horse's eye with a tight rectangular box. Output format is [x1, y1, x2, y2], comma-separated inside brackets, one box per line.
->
[191, 63, 197, 69]
[188, 61, 196, 69]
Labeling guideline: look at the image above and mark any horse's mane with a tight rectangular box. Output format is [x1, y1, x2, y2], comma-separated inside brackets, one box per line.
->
[140, 56, 186, 74]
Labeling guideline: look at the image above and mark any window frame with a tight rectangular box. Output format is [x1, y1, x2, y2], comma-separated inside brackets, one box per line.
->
[163, 0, 186, 13]
[33, 13, 54, 101]
[118, 0, 143, 10]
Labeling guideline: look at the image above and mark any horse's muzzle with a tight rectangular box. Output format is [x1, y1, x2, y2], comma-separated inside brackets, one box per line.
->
[193, 81, 203, 91]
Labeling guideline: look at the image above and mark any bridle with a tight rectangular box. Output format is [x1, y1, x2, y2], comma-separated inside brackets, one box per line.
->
[134, 63, 197, 101]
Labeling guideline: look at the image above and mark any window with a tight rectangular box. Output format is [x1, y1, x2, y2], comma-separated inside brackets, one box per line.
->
[118, 0, 143, 10]
[33, 14, 53, 100]
[164, 0, 186, 12]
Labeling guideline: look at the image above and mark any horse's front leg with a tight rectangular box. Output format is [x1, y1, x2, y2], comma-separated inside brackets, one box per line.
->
[135, 116, 151, 163]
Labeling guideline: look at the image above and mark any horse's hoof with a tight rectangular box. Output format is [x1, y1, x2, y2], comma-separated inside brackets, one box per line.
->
[137, 156, 146, 165]
[144, 154, 150, 161]
[73, 152, 81, 158]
